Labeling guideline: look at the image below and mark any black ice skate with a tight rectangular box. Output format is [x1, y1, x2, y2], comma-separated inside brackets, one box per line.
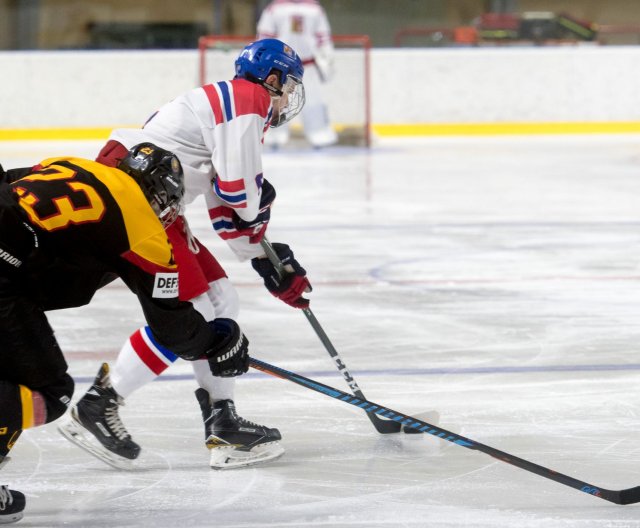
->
[195, 388, 284, 469]
[58, 363, 140, 470]
[0, 485, 25, 525]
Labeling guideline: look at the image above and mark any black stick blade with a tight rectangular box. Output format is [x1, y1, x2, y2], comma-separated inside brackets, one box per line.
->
[363, 406, 402, 433]
[619, 486, 640, 505]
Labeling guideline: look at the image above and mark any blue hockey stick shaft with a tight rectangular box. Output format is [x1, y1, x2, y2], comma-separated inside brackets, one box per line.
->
[259, 236, 401, 434]
[249, 356, 640, 505]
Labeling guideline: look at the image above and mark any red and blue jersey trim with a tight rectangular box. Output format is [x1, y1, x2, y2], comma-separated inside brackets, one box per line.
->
[203, 84, 223, 124]
[209, 205, 245, 240]
[202, 79, 270, 209]
[213, 177, 247, 207]
[202, 79, 270, 125]
[218, 82, 234, 121]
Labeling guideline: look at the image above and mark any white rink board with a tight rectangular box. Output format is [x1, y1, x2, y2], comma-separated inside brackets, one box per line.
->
[3, 46, 640, 127]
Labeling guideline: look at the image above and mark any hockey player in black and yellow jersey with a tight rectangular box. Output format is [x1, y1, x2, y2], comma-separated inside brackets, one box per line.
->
[0, 143, 250, 524]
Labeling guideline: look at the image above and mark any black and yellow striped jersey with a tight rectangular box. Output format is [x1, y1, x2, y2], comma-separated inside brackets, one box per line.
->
[13, 157, 174, 273]
[0, 157, 214, 359]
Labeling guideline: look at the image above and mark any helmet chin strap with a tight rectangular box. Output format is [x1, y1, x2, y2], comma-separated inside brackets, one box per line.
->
[261, 81, 283, 97]
[270, 111, 288, 128]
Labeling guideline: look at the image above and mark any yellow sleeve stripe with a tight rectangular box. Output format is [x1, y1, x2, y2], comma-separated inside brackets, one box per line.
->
[19, 385, 34, 429]
[83, 159, 176, 269]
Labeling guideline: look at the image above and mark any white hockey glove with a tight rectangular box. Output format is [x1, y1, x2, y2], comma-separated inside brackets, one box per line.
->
[314, 46, 334, 82]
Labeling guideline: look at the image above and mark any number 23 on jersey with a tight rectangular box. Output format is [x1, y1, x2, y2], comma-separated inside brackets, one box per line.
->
[13, 165, 106, 232]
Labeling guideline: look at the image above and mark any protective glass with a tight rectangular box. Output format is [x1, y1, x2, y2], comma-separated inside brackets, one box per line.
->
[270, 75, 305, 128]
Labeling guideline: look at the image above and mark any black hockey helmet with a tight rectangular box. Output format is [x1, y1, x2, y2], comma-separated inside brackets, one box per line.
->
[118, 143, 185, 227]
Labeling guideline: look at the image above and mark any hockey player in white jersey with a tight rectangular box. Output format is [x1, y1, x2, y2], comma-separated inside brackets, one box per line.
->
[258, 0, 338, 148]
[58, 39, 312, 470]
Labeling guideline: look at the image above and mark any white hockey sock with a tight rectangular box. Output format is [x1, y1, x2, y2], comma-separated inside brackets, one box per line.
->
[110, 327, 178, 398]
[206, 278, 239, 320]
[192, 359, 236, 402]
[180, 281, 240, 403]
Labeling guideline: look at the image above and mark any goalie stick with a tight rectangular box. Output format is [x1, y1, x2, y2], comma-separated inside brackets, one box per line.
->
[259, 236, 402, 434]
[249, 356, 640, 505]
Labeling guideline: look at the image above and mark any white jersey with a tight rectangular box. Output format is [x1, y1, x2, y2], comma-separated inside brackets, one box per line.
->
[110, 79, 273, 260]
[257, 0, 333, 63]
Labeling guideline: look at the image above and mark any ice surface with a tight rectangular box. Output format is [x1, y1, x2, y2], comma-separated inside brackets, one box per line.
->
[1, 136, 639, 527]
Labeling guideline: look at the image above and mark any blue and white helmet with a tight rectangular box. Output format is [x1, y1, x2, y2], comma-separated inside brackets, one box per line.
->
[235, 38, 306, 127]
[235, 38, 304, 85]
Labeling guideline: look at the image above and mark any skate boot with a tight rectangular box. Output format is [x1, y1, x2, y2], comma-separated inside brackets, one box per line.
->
[195, 388, 284, 469]
[0, 458, 25, 525]
[0, 486, 25, 525]
[58, 363, 140, 469]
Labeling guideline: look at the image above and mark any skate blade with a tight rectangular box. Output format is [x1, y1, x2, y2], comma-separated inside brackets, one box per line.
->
[209, 441, 285, 470]
[57, 417, 134, 470]
[0, 511, 23, 524]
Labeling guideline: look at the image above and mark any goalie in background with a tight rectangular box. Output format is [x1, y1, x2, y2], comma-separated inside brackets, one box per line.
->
[0, 144, 251, 524]
[258, 0, 338, 148]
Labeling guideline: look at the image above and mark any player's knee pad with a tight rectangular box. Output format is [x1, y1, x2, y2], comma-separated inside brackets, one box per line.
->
[206, 277, 240, 319]
[0, 380, 47, 432]
[0, 381, 23, 440]
[36, 372, 74, 424]
[0, 373, 71, 432]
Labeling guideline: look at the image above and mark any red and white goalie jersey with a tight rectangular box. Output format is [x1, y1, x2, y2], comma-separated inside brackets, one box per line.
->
[257, 0, 333, 66]
[110, 79, 273, 261]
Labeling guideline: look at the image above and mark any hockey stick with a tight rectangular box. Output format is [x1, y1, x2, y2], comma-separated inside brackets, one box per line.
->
[249, 356, 640, 505]
[259, 236, 402, 434]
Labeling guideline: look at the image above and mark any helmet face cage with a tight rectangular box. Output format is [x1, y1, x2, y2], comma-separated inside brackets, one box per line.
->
[118, 143, 185, 228]
[270, 74, 305, 128]
[145, 164, 182, 227]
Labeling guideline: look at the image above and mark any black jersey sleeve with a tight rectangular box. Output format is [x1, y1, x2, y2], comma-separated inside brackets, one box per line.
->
[115, 257, 216, 359]
[0, 184, 38, 277]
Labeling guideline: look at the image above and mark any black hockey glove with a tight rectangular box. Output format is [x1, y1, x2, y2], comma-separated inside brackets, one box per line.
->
[232, 178, 276, 243]
[251, 243, 312, 309]
[205, 318, 249, 377]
